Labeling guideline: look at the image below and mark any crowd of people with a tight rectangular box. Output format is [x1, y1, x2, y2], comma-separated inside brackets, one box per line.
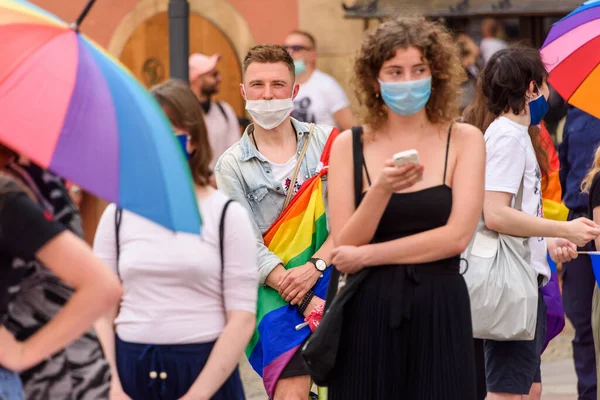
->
[2, 12, 600, 400]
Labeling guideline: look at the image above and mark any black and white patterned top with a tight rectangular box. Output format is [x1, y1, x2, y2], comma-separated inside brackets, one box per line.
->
[4, 162, 110, 399]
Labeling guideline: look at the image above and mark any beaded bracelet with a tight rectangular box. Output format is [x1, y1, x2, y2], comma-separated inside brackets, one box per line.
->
[298, 289, 315, 315]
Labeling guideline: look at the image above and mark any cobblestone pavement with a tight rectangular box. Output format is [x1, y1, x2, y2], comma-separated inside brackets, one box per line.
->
[542, 320, 578, 399]
[241, 321, 580, 399]
[240, 357, 267, 400]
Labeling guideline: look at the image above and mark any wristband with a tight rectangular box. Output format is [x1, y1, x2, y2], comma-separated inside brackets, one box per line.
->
[298, 289, 315, 315]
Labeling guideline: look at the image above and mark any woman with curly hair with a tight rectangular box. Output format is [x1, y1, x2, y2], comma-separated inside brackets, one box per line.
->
[326, 16, 485, 399]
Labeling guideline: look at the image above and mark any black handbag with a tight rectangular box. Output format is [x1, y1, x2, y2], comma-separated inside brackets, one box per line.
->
[301, 126, 371, 386]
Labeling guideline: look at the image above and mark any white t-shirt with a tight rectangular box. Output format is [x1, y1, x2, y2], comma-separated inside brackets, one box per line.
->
[93, 190, 258, 345]
[291, 70, 350, 128]
[204, 101, 241, 169]
[270, 155, 305, 196]
[480, 37, 508, 64]
[484, 117, 550, 281]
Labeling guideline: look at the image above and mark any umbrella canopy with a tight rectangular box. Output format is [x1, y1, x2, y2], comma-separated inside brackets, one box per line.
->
[541, 0, 600, 118]
[0, 0, 201, 233]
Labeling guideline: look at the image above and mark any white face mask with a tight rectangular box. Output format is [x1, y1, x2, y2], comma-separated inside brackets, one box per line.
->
[243, 86, 294, 130]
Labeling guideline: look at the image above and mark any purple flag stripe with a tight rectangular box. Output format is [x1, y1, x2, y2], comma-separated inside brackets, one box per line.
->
[262, 346, 300, 397]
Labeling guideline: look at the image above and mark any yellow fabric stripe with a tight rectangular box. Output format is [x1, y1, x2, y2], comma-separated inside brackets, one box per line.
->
[543, 199, 569, 222]
[267, 181, 325, 265]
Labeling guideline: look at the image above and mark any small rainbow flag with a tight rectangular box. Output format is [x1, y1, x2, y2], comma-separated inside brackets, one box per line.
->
[540, 122, 567, 352]
[246, 127, 340, 397]
[540, 122, 569, 222]
[590, 255, 600, 288]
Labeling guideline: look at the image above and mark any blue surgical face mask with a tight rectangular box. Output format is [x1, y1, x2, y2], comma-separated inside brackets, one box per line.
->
[378, 76, 432, 116]
[176, 134, 190, 159]
[294, 59, 306, 75]
[528, 92, 549, 126]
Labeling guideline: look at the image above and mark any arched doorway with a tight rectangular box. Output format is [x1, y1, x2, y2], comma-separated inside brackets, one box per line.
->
[119, 11, 244, 116]
[79, 3, 254, 245]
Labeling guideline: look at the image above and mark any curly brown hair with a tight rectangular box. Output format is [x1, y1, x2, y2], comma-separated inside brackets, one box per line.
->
[354, 16, 466, 132]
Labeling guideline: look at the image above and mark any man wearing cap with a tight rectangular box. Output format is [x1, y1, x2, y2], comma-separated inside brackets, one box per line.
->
[189, 53, 241, 170]
[283, 30, 353, 131]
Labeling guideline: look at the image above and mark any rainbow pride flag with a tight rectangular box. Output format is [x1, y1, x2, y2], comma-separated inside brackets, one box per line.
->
[540, 122, 569, 222]
[246, 127, 340, 396]
[540, 122, 567, 352]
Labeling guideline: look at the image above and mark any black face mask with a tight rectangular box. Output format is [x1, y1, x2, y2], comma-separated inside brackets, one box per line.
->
[200, 99, 211, 114]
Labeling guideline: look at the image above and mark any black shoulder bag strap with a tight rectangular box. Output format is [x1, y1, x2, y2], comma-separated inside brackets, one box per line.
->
[219, 200, 234, 302]
[115, 207, 123, 280]
[351, 125, 365, 209]
[322, 126, 364, 312]
[114, 200, 233, 284]
[216, 102, 230, 123]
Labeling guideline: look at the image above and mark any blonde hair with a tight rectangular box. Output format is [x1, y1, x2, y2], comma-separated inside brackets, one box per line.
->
[581, 145, 600, 193]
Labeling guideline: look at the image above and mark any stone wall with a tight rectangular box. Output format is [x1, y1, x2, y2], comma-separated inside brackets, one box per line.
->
[299, 1, 381, 119]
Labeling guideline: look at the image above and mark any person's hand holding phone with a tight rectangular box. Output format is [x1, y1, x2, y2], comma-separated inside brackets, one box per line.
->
[374, 157, 424, 195]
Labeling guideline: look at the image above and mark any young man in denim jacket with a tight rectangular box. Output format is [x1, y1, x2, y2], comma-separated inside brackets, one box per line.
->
[214, 44, 334, 400]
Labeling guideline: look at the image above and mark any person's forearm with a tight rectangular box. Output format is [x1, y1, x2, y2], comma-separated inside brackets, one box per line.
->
[93, 306, 122, 387]
[267, 236, 334, 290]
[20, 283, 121, 371]
[187, 312, 255, 400]
[593, 208, 600, 251]
[313, 236, 334, 265]
[265, 264, 288, 290]
[304, 296, 324, 317]
[335, 184, 391, 246]
[256, 238, 284, 286]
[360, 224, 471, 266]
[485, 205, 567, 239]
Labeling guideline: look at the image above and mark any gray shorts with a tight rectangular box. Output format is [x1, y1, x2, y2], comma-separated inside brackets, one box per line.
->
[484, 288, 547, 395]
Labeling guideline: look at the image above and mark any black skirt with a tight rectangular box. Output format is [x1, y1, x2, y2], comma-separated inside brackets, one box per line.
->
[328, 262, 477, 400]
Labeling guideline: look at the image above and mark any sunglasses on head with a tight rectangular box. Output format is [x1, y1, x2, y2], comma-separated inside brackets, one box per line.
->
[283, 45, 312, 52]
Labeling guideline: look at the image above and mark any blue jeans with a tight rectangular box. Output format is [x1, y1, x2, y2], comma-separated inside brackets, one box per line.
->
[0, 367, 24, 400]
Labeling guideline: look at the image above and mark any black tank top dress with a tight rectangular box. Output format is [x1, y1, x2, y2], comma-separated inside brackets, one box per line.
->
[327, 126, 477, 400]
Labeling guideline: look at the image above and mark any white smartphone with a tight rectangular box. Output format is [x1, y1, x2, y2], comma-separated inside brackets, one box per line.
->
[393, 149, 422, 182]
[393, 149, 420, 167]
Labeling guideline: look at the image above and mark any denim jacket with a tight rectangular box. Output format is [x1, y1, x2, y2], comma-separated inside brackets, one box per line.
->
[214, 118, 332, 285]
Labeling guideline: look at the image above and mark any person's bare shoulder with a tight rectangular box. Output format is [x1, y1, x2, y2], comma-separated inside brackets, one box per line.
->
[452, 121, 485, 150]
[330, 128, 353, 155]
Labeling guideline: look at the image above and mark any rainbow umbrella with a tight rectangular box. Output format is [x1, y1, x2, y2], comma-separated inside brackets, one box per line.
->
[541, 0, 600, 119]
[0, 0, 201, 233]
